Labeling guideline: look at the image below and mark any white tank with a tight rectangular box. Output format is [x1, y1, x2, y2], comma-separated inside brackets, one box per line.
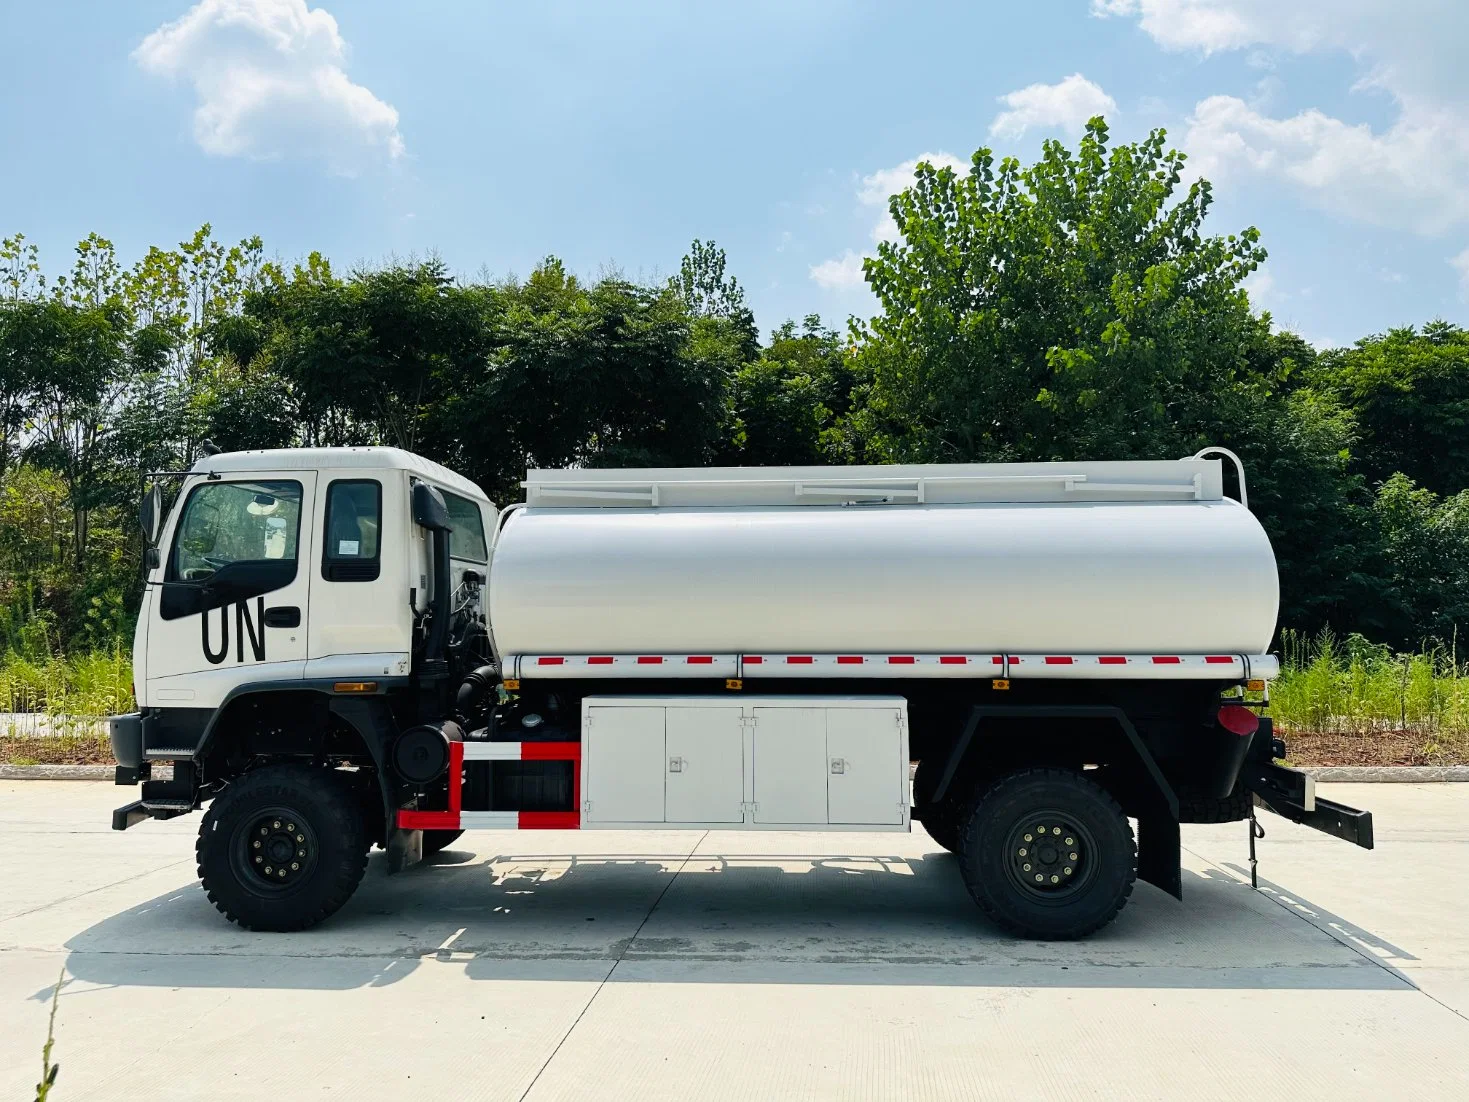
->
[487, 460, 1280, 657]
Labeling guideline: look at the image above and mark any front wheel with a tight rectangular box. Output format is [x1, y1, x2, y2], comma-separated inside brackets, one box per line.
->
[955, 767, 1136, 940]
[197, 764, 370, 931]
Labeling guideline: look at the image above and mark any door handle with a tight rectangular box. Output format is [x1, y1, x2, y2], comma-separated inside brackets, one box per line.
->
[263, 606, 301, 628]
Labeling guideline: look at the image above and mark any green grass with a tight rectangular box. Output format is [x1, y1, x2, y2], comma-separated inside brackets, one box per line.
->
[0, 649, 132, 722]
[1272, 629, 1469, 740]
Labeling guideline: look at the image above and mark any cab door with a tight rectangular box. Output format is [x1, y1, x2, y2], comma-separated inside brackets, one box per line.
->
[145, 473, 317, 709]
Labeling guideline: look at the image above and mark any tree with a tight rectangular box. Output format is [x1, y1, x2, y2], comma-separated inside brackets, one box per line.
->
[854, 119, 1266, 463]
[1367, 474, 1469, 649]
[1312, 322, 1469, 496]
[672, 239, 759, 365]
[722, 315, 863, 465]
[233, 256, 489, 453]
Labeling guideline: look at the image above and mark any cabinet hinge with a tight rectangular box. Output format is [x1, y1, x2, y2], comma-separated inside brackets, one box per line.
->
[582, 800, 592, 813]
[740, 716, 758, 729]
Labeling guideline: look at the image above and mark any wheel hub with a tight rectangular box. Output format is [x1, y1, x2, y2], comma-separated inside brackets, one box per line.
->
[1007, 816, 1089, 896]
[235, 810, 316, 890]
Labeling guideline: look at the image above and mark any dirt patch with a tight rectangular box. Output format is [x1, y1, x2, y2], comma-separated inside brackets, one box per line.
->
[1280, 727, 1469, 767]
[0, 735, 113, 766]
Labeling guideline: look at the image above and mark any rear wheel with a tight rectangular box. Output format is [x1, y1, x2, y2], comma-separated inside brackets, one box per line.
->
[422, 828, 464, 856]
[912, 757, 962, 854]
[197, 764, 370, 932]
[955, 767, 1136, 939]
[1176, 783, 1253, 824]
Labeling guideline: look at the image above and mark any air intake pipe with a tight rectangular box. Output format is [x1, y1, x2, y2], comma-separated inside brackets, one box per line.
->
[411, 481, 454, 676]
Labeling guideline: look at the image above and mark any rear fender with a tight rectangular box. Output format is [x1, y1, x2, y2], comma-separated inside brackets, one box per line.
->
[933, 704, 1181, 899]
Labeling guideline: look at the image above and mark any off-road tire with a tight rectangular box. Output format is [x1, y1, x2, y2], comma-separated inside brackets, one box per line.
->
[422, 828, 465, 856]
[1176, 784, 1254, 824]
[197, 764, 370, 932]
[956, 767, 1136, 940]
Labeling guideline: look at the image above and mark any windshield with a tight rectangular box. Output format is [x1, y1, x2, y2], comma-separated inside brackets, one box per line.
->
[169, 480, 304, 582]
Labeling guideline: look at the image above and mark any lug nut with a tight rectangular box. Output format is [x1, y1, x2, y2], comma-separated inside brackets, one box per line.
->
[1050, 875, 1059, 884]
[259, 826, 268, 836]
[298, 848, 306, 857]
[1035, 825, 1045, 834]
[277, 869, 286, 878]
[264, 866, 273, 874]
[1018, 848, 1027, 857]
[286, 823, 295, 832]
[272, 820, 281, 829]
[254, 856, 262, 864]
[253, 840, 261, 849]
[1070, 852, 1078, 861]
[295, 834, 304, 842]
[1064, 867, 1072, 875]
[1052, 826, 1061, 835]
[1024, 833, 1033, 842]
[1065, 836, 1074, 846]
[1035, 874, 1043, 882]
[290, 862, 299, 871]
[1023, 863, 1032, 871]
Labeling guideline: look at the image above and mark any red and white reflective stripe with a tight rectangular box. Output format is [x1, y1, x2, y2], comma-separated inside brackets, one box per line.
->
[510, 653, 1274, 681]
[1000, 654, 1249, 679]
[517, 655, 738, 678]
[737, 654, 1001, 676]
[395, 740, 581, 832]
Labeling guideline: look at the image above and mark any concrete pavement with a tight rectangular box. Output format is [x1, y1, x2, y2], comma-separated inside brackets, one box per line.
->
[1, 780, 1466, 1100]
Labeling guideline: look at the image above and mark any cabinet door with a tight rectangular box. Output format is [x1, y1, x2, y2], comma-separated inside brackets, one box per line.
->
[751, 707, 828, 824]
[584, 706, 665, 823]
[827, 708, 905, 825]
[665, 707, 745, 823]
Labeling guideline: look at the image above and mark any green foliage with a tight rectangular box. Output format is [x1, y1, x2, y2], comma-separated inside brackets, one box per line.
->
[1273, 629, 1469, 742]
[1313, 322, 1469, 495]
[721, 315, 865, 465]
[856, 119, 1265, 463]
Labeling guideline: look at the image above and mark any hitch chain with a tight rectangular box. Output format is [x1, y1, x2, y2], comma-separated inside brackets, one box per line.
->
[1247, 806, 1266, 889]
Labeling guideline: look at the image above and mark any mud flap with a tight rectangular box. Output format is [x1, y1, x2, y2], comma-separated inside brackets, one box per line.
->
[386, 824, 423, 874]
[1137, 814, 1182, 899]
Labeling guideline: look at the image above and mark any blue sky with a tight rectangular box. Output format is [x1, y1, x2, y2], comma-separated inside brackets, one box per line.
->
[3, 0, 1468, 348]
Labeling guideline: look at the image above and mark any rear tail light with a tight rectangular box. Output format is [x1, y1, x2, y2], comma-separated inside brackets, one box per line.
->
[1217, 704, 1259, 737]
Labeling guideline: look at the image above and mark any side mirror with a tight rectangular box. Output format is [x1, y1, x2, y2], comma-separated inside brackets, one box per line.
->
[139, 484, 164, 546]
[412, 482, 452, 531]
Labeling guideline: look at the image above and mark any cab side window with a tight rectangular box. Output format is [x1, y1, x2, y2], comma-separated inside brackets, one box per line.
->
[322, 480, 382, 581]
[443, 491, 488, 563]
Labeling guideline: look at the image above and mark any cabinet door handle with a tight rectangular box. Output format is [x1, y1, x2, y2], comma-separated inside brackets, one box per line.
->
[830, 758, 845, 775]
[668, 757, 684, 773]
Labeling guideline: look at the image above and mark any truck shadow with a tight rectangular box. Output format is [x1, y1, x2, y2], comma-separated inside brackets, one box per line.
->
[49, 842, 1410, 996]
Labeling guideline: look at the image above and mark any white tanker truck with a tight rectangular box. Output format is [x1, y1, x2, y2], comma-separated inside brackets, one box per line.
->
[108, 446, 1373, 939]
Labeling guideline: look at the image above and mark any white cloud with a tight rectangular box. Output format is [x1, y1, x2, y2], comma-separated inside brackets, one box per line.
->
[1185, 95, 1469, 234]
[1452, 248, 1469, 301]
[1097, 1, 1469, 236]
[989, 74, 1117, 140]
[134, 0, 404, 171]
[809, 250, 867, 290]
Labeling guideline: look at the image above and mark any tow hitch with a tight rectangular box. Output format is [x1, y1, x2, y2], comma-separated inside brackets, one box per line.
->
[1242, 761, 1375, 850]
